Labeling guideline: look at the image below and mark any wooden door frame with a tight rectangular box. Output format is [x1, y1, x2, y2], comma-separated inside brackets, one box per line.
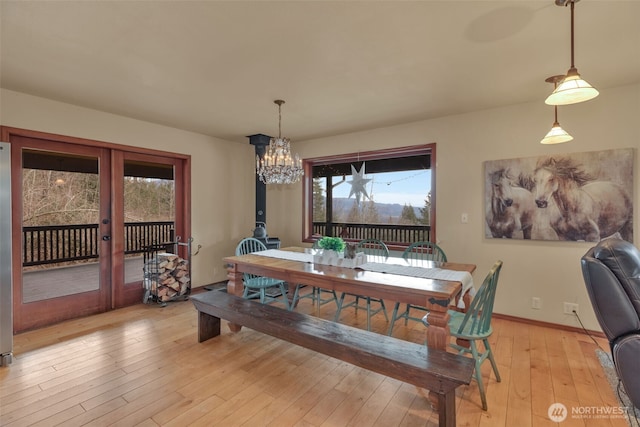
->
[1, 126, 191, 331]
[113, 150, 190, 308]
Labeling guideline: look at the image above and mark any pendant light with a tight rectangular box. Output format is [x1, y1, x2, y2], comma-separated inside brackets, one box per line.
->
[545, 0, 599, 106]
[542, 75, 573, 144]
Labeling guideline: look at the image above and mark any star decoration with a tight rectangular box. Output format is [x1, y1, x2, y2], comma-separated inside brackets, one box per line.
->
[347, 163, 372, 205]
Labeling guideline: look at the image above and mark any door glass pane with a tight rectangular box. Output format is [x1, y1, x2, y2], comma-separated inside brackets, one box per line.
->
[21, 150, 100, 302]
[123, 160, 175, 285]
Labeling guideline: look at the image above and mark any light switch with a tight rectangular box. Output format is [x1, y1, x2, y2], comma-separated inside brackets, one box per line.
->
[461, 213, 468, 223]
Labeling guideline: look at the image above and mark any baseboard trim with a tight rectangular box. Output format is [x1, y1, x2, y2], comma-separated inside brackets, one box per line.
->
[493, 312, 606, 339]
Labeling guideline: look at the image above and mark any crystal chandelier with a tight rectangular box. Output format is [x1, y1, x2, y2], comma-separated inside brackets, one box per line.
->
[256, 100, 303, 185]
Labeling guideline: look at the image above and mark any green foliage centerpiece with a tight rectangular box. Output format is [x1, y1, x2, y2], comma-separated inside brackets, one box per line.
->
[317, 236, 346, 253]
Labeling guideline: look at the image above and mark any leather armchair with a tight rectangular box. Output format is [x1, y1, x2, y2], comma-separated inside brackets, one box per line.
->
[581, 238, 640, 409]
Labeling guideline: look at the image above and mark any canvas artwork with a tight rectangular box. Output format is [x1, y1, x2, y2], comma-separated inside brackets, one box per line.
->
[484, 148, 634, 243]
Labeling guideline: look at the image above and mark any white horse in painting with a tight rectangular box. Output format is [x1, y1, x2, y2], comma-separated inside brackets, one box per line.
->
[533, 157, 632, 242]
[487, 168, 536, 239]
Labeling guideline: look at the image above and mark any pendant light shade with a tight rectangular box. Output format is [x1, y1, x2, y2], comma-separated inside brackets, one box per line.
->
[545, 67, 599, 106]
[541, 122, 574, 144]
[541, 75, 573, 144]
[545, 0, 599, 106]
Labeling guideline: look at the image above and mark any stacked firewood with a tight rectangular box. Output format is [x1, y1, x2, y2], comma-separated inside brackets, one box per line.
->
[145, 253, 190, 302]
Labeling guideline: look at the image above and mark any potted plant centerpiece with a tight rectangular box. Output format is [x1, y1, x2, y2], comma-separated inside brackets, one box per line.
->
[314, 236, 346, 266]
[313, 236, 366, 268]
[317, 236, 346, 253]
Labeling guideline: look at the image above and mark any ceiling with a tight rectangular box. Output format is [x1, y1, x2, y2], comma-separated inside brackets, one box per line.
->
[1, 1, 639, 144]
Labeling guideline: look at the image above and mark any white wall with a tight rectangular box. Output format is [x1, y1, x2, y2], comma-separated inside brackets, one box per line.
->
[267, 83, 640, 331]
[0, 88, 257, 288]
[3, 84, 639, 331]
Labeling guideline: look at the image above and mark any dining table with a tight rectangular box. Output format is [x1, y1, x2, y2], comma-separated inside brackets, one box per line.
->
[222, 246, 476, 351]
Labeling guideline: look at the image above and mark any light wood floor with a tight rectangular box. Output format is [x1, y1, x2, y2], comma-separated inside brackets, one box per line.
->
[0, 289, 631, 427]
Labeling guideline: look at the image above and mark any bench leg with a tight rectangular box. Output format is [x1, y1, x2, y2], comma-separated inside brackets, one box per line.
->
[437, 389, 456, 427]
[198, 311, 221, 343]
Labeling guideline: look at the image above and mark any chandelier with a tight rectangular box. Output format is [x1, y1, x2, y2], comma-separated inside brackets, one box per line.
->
[256, 100, 303, 185]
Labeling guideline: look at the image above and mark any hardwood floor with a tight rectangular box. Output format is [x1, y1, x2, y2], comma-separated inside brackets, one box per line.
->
[0, 289, 630, 427]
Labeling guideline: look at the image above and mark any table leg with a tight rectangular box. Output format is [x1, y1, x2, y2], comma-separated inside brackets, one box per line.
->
[425, 307, 450, 351]
[226, 263, 243, 333]
[424, 306, 451, 412]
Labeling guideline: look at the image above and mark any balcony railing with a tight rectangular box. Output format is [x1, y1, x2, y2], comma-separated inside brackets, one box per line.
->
[22, 221, 174, 267]
[312, 222, 431, 246]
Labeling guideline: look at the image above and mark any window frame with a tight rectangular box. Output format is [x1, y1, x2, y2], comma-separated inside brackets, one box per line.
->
[302, 143, 436, 251]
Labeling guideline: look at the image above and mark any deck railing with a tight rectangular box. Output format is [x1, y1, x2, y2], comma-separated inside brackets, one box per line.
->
[23, 221, 429, 267]
[22, 221, 174, 266]
[312, 222, 430, 246]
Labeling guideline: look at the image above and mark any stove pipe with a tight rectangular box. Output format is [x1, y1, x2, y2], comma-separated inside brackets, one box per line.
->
[248, 133, 271, 225]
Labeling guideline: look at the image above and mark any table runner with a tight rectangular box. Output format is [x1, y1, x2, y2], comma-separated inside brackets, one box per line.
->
[357, 262, 475, 308]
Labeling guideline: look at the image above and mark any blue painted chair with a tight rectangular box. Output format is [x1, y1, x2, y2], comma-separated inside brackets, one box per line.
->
[442, 260, 503, 410]
[235, 237, 290, 310]
[387, 241, 447, 336]
[334, 239, 389, 331]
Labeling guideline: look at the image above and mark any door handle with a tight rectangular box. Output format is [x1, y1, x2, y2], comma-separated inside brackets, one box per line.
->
[102, 235, 111, 241]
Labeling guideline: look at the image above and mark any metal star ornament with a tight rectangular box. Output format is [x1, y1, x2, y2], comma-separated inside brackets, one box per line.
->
[347, 163, 372, 205]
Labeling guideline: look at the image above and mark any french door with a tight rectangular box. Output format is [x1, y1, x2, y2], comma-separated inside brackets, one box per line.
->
[3, 127, 189, 333]
[12, 137, 111, 332]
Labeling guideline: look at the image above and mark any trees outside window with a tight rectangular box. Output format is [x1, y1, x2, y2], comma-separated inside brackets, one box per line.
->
[304, 144, 436, 247]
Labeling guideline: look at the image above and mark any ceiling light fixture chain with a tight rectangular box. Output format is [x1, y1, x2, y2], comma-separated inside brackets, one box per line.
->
[256, 99, 304, 185]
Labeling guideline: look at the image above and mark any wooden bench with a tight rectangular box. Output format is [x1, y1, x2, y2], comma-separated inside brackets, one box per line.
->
[191, 290, 475, 427]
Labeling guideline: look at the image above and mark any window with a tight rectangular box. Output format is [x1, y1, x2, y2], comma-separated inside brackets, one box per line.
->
[303, 144, 435, 248]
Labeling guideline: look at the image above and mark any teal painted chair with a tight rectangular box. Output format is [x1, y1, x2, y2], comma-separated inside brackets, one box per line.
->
[235, 237, 290, 310]
[291, 239, 338, 310]
[387, 241, 448, 336]
[441, 260, 503, 410]
[334, 239, 389, 331]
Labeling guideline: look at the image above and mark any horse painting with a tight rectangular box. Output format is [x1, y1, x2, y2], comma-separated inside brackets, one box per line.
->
[487, 168, 536, 239]
[533, 157, 632, 242]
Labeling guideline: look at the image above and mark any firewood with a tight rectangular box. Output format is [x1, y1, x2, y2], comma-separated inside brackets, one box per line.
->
[162, 277, 176, 286]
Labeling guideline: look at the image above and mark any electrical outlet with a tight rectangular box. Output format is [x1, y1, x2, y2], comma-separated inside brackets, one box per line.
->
[532, 297, 542, 310]
[564, 302, 578, 314]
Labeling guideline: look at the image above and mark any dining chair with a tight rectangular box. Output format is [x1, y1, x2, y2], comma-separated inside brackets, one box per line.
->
[440, 260, 503, 411]
[387, 241, 448, 336]
[334, 239, 389, 331]
[235, 237, 290, 310]
[291, 239, 338, 310]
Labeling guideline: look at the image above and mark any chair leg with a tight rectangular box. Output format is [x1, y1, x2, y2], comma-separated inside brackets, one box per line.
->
[387, 302, 401, 336]
[365, 298, 372, 331]
[484, 339, 501, 382]
[403, 304, 411, 326]
[291, 285, 302, 308]
[380, 299, 389, 321]
[470, 341, 488, 411]
[278, 284, 291, 311]
[334, 293, 346, 322]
